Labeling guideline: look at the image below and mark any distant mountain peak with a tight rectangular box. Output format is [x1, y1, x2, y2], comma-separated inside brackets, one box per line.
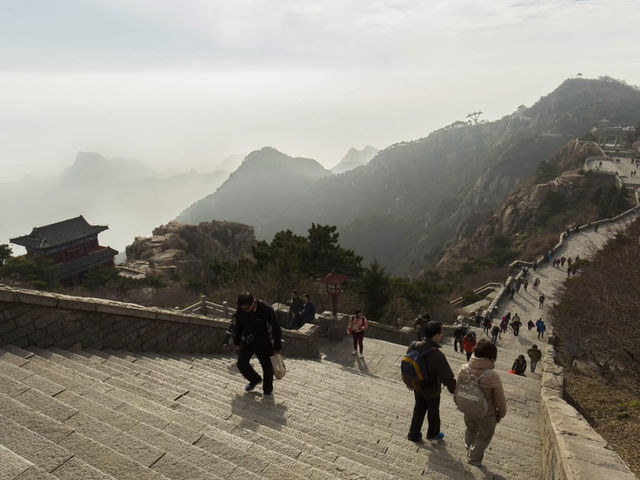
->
[332, 146, 378, 174]
[74, 151, 108, 165]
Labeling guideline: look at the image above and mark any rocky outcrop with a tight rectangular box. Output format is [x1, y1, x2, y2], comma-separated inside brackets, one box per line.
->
[125, 220, 255, 275]
[438, 170, 620, 271]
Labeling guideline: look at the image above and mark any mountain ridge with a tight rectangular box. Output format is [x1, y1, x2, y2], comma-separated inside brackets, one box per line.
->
[176, 77, 640, 274]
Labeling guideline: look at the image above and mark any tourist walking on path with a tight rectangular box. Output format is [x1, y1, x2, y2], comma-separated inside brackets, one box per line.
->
[511, 355, 527, 376]
[527, 345, 542, 373]
[347, 310, 369, 358]
[454, 324, 466, 353]
[234, 292, 282, 397]
[462, 332, 477, 361]
[538, 294, 545, 308]
[510, 314, 522, 336]
[499, 316, 509, 334]
[490, 325, 500, 344]
[407, 321, 456, 443]
[536, 318, 546, 339]
[527, 319, 535, 331]
[456, 339, 507, 468]
[483, 316, 492, 335]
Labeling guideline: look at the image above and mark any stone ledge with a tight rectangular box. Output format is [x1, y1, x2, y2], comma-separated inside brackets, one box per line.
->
[540, 344, 637, 480]
[0, 284, 321, 359]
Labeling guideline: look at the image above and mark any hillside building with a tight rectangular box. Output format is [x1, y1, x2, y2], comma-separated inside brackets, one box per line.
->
[592, 119, 635, 148]
[10, 215, 118, 284]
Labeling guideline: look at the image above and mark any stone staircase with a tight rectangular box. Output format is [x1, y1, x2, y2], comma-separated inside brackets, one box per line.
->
[0, 330, 542, 480]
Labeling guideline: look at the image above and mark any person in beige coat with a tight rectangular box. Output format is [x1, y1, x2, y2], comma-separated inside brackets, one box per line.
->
[456, 338, 507, 467]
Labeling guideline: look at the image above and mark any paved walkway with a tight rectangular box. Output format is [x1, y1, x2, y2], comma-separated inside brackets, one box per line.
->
[586, 154, 640, 187]
[319, 332, 542, 480]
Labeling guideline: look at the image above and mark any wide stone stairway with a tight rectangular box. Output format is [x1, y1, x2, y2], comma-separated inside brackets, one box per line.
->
[0, 330, 542, 480]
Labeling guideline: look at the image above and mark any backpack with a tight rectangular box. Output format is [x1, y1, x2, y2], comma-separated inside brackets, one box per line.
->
[401, 341, 435, 391]
[454, 365, 490, 418]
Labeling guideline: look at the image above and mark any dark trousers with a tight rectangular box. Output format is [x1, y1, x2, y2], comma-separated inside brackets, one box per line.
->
[466, 351, 472, 361]
[513, 326, 520, 336]
[454, 337, 462, 352]
[237, 343, 274, 394]
[352, 332, 364, 353]
[409, 392, 441, 439]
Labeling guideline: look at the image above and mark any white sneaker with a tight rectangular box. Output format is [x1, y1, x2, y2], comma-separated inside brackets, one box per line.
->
[359, 353, 364, 358]
[352, 350, 357, 355]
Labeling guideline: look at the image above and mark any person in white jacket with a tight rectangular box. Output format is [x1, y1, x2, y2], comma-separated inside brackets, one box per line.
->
[456, 338, 507, 467]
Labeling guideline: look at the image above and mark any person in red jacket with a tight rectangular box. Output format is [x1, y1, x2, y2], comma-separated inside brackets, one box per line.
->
[347, 310, 368, 358]
[462, 332, 477, 361]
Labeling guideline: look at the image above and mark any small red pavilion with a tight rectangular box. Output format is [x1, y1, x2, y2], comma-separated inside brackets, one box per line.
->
[10, 215, 118, 284]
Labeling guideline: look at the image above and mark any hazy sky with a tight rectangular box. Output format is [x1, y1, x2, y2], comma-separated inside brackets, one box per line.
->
[1, 0, 639, 182]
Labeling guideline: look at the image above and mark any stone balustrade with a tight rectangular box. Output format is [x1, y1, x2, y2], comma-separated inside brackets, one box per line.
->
[0, 285, 320, 359]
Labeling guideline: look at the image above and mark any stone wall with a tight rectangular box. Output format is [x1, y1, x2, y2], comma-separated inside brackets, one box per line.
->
[539, 345, 636, 480]
[0, 285, 320, 359]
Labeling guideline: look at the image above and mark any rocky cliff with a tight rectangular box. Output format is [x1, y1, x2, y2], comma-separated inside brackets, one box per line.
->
[125, 220, 255, 276]
[437, 140, 629, 272]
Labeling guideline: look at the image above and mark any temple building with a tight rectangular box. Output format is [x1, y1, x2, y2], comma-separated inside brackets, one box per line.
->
[592, 119, 635, 148]
[10, 216, 118, 284]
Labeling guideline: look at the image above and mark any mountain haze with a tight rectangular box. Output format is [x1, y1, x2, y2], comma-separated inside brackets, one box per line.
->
[2, 152, 230, 258]
[176, 78, 640, 275]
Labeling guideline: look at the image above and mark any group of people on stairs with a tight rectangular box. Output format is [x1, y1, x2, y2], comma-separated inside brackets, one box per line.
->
[408, 319, 507, 468]
[221, 290, 540, 470]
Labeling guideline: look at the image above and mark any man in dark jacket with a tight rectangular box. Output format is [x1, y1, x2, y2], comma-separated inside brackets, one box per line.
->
[234, 291, 282, 397]
[408, 321, 456, 442]
[453, 324, 466, 353]
[287, 290, 304, 329]
[298, 294, 315, 328]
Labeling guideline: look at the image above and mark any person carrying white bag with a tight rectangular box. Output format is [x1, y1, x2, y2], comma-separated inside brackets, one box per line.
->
[234, 292, 282, 398]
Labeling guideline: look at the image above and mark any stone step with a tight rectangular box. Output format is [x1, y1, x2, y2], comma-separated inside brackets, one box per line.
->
[0, 382, 172, 480]
[99, 352, 507, 479]
[158, 353, 541, 448]
[76, 349, 474, 479]
[0, 351, 267, 479]
[25, 353, 410, 477]
[0, 396, 117, 480]
[0, 340, 542, 480]
[0, 414, 73, 474]
[0, 444, 50, 480]
[0, 348, 364, 480]
[114, 348, 536, 476]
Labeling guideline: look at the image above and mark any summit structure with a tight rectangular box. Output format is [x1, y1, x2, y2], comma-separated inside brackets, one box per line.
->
[10, 216, 118, 284]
